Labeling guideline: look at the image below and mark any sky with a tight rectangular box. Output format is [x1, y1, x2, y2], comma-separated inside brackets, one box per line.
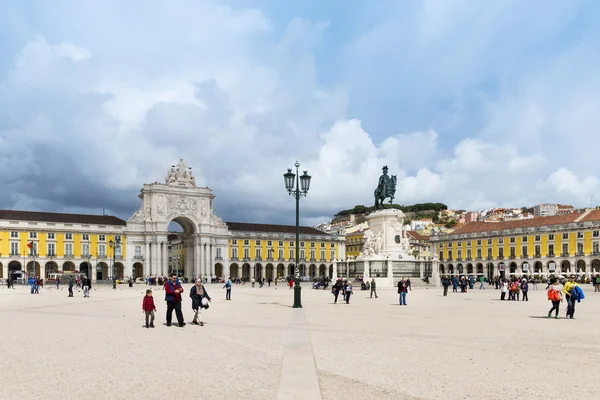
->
[1, 0, 600, 227]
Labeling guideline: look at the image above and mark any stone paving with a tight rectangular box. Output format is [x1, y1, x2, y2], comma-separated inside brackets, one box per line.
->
[1, 282, 599, 400]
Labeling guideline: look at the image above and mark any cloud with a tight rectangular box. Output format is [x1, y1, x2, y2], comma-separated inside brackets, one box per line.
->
[0, 0, 599, 227]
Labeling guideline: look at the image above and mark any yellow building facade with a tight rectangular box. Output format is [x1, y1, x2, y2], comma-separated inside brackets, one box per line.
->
[431, 209, 600, 278]
[0, 210, 127, 282]
[224, 222, 344, 280]
[344, 222, 369, 258]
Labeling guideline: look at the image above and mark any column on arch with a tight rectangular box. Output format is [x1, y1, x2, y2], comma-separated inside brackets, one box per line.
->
[144, 241, 150, 277]
[194, 238, 202, 280]
[162, 241, 169, 277]
[261, 263, 266, 280]
[209, 244, 215, 277]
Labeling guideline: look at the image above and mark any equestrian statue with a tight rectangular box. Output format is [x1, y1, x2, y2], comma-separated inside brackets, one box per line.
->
[374, 165, 397, 209]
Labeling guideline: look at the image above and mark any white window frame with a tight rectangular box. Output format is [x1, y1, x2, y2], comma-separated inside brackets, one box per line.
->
[10, 231, 19, 238]
[29, 232, 37, 239]
[11, 242, 20, 256]
[65, 243, 73, 256]
[47, 232, 55, 240]
[48, 243, 56, 256]
[98, 234, 106, 241]
[65, 233, 73, 240]
[232, 248, 238, 259]
[98, 244, 106, 256]
[82, 234, 89, 241]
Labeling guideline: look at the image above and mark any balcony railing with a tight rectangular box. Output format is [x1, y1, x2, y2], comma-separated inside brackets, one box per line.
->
[231, 257, 239, 261]
[278, 257, 285, 261]
[215, 256, 223, 260]
[576, 251, 584, 257]
[266, 257, 273, 261]
[456, 257, 462, 261]
[64, 253, 74, 259]
[548, 252, 555, 257]
[593, 251, 600, 256]
[134, 255, 144, 260]
[534, 253, 541, 258]
[498, 256, 504, 260]
[97, 255, 107, 259]
[486, 256, 492, 260]
[243, 257, 251, 261]
[561, 252, 569, 257]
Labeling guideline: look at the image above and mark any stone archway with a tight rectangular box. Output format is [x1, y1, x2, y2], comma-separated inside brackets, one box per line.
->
[319, 264, 326, 277]
[230, 263, 239, 278]
[328, 264, 333, 279]
[476, 263, 483, 275]
[265, 263, 274, 279]
[8, 261, 22, 279]
[561, 260, 571, 273]
[133, 262, 144, 279]
[534, 261, 543, 274]
[448, 264, 454, 275]
[215, 263, 223, 278]
[576, 259, 586, 274]
[27, 261, 41, 277]
[592, 259, 600, 274]
[440, 264, 445, 274]
[242, 263, 251, 279]
[79, 262, 92, 278]
[253, 263, 262, 280]
[276, 263, 285, 279]
[114, 262, 125, 280]
[97, 262, 109, 280]
[509, 262, 517, 275]
[125, 160, 230, 282]
[45, 261, 58, 279]
[466, 263, 473, 275]
[63, 261, 75, 272]
[288, 264, 295, 277]
[309, 264, 316, 278]
[0, 262, 2, 279]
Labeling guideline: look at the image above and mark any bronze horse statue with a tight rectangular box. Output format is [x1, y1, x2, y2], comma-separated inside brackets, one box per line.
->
[374, 174, 397, 209]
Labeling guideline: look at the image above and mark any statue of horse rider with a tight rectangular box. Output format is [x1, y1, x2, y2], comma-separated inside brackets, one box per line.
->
[374, 165, 397, 209]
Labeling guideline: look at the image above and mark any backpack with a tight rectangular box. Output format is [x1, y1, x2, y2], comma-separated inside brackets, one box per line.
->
[548, 289, 560, 302]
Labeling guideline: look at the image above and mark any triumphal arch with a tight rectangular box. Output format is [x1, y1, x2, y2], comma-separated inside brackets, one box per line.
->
[125, 160, 230, 279]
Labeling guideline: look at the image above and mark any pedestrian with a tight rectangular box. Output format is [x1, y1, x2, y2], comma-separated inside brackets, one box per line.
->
[345, 281, 353, 304]
[142, 289, 156, 328]
[189, 279, 211, 326]
[56, 277, 60, 290]
[547, 278, 563, 319]
[479, 276, 485, 290]
[398, 278, 408, 305]
[68, 276, 74, 297]
[223, 277, 232, 300]
[452, 276, 458, 293]
[564, 274, 584, 319]
[521, 278, 529, 301]
[288, 278, 294, 290]
[595, 275, 600, 292]
[370, 278, 378, 298]
[332, 279, 342, 304]
[500, 279, 507, 300]
[164, 274, 185, 327]
[251, 277, 256, 288]
[442, 276, 450, 296]
[82, 276, 92, 298]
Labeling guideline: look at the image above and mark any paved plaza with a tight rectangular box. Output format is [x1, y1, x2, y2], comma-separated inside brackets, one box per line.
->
[1, 282, 599, 400]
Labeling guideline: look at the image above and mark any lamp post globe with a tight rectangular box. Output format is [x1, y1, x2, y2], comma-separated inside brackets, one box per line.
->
[283, 161, 310, 309]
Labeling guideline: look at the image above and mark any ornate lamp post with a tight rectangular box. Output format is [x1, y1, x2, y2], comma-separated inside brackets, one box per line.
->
[109, 237, 121, 289]
[283, 161, 312, 308]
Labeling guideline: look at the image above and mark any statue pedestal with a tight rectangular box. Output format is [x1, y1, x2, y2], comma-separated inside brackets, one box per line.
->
[356, 209, 417, 287]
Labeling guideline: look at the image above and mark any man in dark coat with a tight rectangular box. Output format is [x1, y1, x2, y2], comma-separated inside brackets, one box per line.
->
[164, 275, 185, 327]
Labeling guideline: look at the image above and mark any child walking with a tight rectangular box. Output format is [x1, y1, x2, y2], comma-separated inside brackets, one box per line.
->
[142, 289, 157, 328]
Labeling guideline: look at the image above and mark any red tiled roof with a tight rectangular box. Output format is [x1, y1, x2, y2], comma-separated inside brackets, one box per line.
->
[407, 231, 429, 241]
[445, 211, 592, 236]
[225, 222, 330, 236]
[0, 209, 126, 226]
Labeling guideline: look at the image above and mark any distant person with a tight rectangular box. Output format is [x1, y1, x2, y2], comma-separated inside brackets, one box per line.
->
[56, 277, 60, 290]
[223, 277, 232, 300]
[479, 276, 485, 290]
[521, 279, 529, 301]
[370, 278, 378, 299]
[332, 279, 343, 304]
[251, 277, 256, 288]
[398, 278, 408, 306]
[142, 289, 156, 328]
[82, 276, 92, 298]
[344, 281, 353, 304]
[547, 278, 563, 319]
[190, 279, 211, 326]
[164, 274, 185, 327]
[442, 276, 450, 296]
[564, 274, 584, 319]
[452, 276, 458, 293]
[68, 276, 74, 297]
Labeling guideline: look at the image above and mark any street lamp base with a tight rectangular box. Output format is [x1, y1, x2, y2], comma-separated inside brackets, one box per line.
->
[293, 284, 302, 308]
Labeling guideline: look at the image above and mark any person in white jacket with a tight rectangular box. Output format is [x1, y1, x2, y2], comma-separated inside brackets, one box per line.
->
[500, 279, 508, 301]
